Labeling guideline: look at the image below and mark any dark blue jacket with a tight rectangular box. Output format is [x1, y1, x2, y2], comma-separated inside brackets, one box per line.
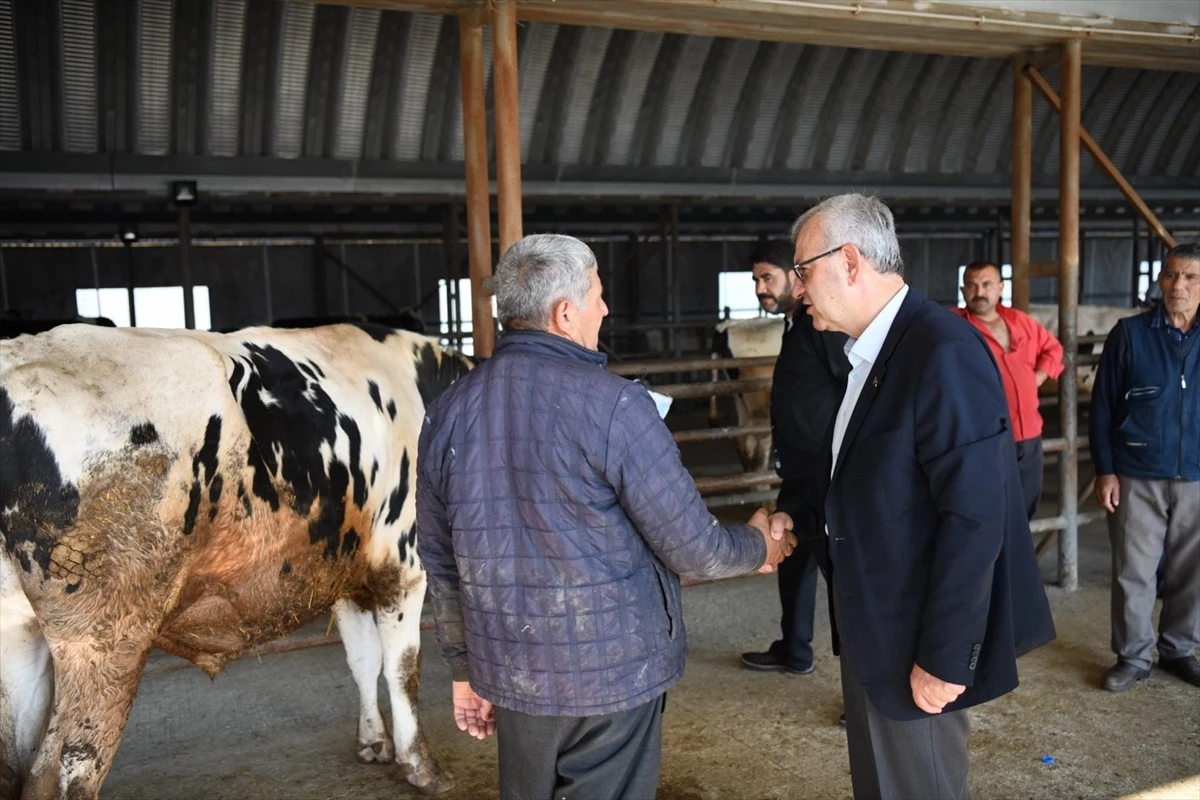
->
[820, 289, 1056, 721]
[1089, 305, 1200, 481]
[416, 331, 767, 717]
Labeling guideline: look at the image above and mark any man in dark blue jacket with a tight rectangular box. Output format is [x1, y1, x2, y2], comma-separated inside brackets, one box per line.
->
[771, 194, 1055, 799]
[1091, 242, 1200, 693]
[417, 233, 795, 800]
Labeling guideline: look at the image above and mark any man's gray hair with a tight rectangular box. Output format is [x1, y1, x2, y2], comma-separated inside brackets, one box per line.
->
[790, 194, 904, 276]
[495, 233, 597, 330]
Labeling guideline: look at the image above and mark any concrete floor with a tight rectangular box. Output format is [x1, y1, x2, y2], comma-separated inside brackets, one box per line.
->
[100, 519, 1199, 800]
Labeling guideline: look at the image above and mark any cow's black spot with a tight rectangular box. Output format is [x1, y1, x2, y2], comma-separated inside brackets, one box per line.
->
[348, 322, 393, 343]
[311, 460, 351, 560]
[370, 459, 379, 486]
[183, 482, 202, 535]
[398, 522, 417, 564]
[234, 344, 340, 515]
[194, 416, 221, 482]
[341, 528, 359, 557]
[280, 560, 292, 576]
[0, 388, 80, 576]
[384, 449, 410, 527]
[386, 399, 396, 420]
[207, 474, 224, 521]
[413, 343, 474, 410]
[367, 381, 384, 414]
[129, 423, 158, 446]
[306, 359, 325, 380]
[236, 481, 252, 517]
[339, 414, 368, 508]
[184, 416, 222, 534]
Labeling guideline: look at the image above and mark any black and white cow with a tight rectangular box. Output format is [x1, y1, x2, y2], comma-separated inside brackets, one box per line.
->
[0, 322, 472, 799]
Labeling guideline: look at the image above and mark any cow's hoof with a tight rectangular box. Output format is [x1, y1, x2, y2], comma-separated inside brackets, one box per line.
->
[404, 762, 454, 796]
[356, 739, 394, 764]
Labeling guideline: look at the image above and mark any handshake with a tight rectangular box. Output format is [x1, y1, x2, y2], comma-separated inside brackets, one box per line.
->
[748, 509, 798, 575]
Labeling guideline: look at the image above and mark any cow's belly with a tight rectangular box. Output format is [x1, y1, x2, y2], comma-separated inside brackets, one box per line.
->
[155, 504, 377, 676]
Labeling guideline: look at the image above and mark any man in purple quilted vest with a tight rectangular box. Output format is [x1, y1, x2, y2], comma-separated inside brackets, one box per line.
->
[417, 233, 794, 799]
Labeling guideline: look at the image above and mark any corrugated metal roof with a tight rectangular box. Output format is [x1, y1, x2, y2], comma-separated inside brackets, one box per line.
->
[1, 0, 1196, 193]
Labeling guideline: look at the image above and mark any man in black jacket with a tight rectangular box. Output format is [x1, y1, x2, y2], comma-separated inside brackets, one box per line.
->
[740, 240, 851, 676]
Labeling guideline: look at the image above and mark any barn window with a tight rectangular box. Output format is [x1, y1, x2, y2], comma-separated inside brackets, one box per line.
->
[1137, 260, 1162, 302]
[956, 264, 1013, 308]
[717, 271, 766, 320]
[75, 286, 212, 329]
[438, 277, 496, 357]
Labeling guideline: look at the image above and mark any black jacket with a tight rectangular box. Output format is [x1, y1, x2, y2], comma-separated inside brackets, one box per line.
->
[772, 310, 850, 535]
[821, 289, 1056, 720]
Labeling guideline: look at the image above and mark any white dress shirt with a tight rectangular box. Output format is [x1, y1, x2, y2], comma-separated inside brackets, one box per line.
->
[830, 284, 910, 475]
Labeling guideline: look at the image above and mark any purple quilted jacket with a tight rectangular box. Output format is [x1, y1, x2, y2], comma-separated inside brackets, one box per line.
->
[416, 330, 767, 716]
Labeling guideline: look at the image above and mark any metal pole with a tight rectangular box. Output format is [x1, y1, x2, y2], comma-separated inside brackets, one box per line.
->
[262, 246, 274, 323]
[413, 243, 422, 316]
[1130, 216, 1141, 305]
[459, 11, 496, 358]
[313, 236, 327, 316]
[124, 241, 137, 327]
[0, 248, 9, 311]
[179, 204, 195, 329]
[443, 205, 462, 346]
[1057, 39, 1082, 591]
[340, 243, 351, 315]
[670, 205, 681, 357]
[1011, 55, 1033, 313]
[492, 0, 522, 257]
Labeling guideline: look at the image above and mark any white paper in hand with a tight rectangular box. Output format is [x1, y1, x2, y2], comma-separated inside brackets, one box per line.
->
[647, 389, 673, 419]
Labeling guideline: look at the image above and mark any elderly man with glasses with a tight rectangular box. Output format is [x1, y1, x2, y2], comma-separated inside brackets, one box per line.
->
[770, 194, 1055, 799]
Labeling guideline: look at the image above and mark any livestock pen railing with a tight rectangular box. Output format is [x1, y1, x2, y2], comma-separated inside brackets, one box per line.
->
[608, 338, 1111, 571]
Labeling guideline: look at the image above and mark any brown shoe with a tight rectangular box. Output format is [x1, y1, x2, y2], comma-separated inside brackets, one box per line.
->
[1102, 661, 1150, 692]
[1159, 655, 1200, 687]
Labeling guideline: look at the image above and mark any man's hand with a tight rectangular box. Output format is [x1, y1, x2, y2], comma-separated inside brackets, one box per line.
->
[1095, 474, 1120, 513]
[1035, 369, 1049, 387]
[452, 680, 495, 739]
[748, 508, 797, 573]
[910, 663, 966, 715]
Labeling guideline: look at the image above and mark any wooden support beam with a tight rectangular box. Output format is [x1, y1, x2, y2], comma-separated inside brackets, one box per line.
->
[1057, 38, 1082, 592]
[1027, 260, 1058, 279]
[1026, 65, 1178, 250]
[492, 0, 522, 257]
[458, 12, 495, 358]
[1011, 55, 1033, 312]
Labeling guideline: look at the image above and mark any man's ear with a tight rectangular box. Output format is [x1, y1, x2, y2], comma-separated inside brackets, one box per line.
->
[547, 297, 574, 336]
[842, 244, 862, 284]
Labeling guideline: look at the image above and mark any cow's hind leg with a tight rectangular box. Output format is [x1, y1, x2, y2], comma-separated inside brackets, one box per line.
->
[0, 561, 53, 800]
[333, 599, 393, 764]
[23, 634, 151, 800]
[379, 571, 453, 795]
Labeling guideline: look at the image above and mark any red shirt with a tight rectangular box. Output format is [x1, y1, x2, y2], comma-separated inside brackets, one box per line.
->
[953, 305, 1065, 441]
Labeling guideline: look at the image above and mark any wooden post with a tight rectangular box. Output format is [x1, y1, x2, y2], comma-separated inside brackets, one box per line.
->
[459, 11, 495, 357]
[492, 0, 522, 258]
[1026, 65, 1177, 250]
[1057, 38, 1082, 592]
[1011, 55, 1032, 313]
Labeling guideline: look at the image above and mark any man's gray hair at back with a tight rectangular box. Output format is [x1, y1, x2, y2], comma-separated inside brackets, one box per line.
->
[495, 233, 597, 331]
[790, 194, 904, 277]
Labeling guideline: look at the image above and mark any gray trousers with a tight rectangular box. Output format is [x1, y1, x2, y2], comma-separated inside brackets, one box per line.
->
[836, 600, 971, 800]
[1108, 476, 1200, 669]
[494, 695, 665, 800]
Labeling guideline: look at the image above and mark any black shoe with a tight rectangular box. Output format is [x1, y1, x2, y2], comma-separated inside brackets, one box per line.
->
[1159, 655, 1200, 687]
[838, 712, 846, 727]
[739, 649, 814, 675]
[1102, 661, 1150, 692]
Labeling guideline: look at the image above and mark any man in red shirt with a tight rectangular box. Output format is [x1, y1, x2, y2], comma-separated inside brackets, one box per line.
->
[954, 261, 1065, 520]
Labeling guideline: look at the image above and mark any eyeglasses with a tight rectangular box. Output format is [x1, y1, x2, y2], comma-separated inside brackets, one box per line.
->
[792, 245, 845, 283]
